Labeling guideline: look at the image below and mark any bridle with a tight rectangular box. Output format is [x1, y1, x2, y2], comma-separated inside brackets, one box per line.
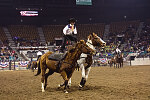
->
[61, 42, 94, 68]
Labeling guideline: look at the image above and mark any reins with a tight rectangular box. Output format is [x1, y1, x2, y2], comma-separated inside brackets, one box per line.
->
[59, 44, 81, 69]
[60, 43, 93, 69]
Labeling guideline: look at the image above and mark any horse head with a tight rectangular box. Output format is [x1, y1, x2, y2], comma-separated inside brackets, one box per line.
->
[88, 33, 106, 47]
[116, 53, 123, 59]
[31, 61, 37, 72]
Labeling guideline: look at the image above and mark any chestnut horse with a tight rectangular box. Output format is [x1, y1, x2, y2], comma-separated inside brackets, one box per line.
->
[31, 59, 40, 72]
[31, 61, 37, 72]
[65, 33, 106, 88]
[35, 40, 94, 93]
[109, 54, 123, 68]
[115, 53, 123, 68]
[108, 57, 116, 67]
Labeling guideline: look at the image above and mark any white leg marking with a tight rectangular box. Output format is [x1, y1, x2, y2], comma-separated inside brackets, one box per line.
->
[85, 67, 91, 80]
[64, 90, 68, 93]
[68, 78, 71, 86]
[41, 82, 45, 92]
[80, 64, 85, 78]
[58, 84, 61, 88]
[79, 84, 83, 88]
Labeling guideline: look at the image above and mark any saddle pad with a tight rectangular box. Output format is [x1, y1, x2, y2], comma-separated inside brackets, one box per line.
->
[48, 52, 67, 61]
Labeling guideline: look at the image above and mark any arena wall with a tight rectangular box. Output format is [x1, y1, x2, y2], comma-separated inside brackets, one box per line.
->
[0, 61, 29, 70]
[130, 58, 150, 65]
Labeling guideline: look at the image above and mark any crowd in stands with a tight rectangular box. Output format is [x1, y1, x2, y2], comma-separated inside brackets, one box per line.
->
[42, 23, 105, 44]
[0, 47, 18, 61]
[8, 25, 43, 47]
[108, 21, 139, 44]
[13, 36, 41, 47]
[95, 20, 150, 58]
[0, 20, 150, 61]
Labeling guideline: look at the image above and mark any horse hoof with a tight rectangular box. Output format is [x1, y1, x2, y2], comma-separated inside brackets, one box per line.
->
[68, 84, 71, 87]
[67, 85, 70, 89]
[42, 90, 45, 92]
[79, 84, 83, 88]
[64, 90, 68, 93]
[58, 84, 61, 87]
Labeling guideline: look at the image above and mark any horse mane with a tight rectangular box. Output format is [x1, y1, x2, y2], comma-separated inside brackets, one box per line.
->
[67, 41, 80, 53]
[68, 47, 76, 53]
[64, 40, 84, 61]
[65, 43, 78, 60]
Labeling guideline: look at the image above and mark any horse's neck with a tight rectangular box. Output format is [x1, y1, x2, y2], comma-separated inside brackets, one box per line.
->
[117, 54, 121, 58]
[86, 39, 96, 50]
[65, 49, 82, 64]
[78, 39, 95, 58]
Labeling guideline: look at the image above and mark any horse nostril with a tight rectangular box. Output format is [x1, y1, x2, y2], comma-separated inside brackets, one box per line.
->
[103, 43, 106, 46]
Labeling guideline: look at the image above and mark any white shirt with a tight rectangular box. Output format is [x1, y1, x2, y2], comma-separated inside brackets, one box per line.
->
[37, 51, 42, 56]
[63, 24, 77, 35]
[116, 48, 121, 53]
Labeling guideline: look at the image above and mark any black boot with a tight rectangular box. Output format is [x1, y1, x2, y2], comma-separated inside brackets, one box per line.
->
[60, 47, 65, 53]
[79, 78, 86, 88]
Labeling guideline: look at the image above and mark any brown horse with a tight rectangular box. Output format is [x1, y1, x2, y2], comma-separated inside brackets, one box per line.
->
[36, 40, 95, 93]
[31, 59, 40, 72]
[109, 53, 123, 68]
[114, 53, 123, 68]
[108, 57, 116, 67]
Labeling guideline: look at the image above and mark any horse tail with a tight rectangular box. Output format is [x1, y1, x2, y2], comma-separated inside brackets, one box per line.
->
[35, 60, 41, 76]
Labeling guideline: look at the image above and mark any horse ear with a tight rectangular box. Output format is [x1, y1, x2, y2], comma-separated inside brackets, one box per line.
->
[69, 47, 75, 53]
[76, 41, 79, 44]
[88, 35, 92, 40]
[79, 40, 85, 44]
[91, 32, 95, 36]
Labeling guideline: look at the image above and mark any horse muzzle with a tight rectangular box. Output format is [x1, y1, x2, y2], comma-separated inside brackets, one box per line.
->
[102, 43, 106, 47]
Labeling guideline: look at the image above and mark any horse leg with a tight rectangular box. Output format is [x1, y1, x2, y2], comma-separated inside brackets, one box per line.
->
[58, 76, 72, 89]
[44, 70, 54, 90]
[68, 78, 71, 87]
[41, 69, 46, 92]
[110, 62, 112, 67]
[31, 64, 34, 72]
[83, 67, 91, 87]
[79, 63, 86, 88]
[114, 63, 115, 68]
[60, 71, 69, 93]
[66, 69, 75, 89]
[120, 62, 121, 68]
[41, 63, 47, 92]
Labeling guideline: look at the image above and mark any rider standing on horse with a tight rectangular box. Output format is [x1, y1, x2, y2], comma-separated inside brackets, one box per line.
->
[115, 46, 121, 57]
[60, 18, 77, 52]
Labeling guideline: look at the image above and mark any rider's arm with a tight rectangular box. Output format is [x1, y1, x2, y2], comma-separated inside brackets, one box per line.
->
[63, 25, 69, 35]
[74, 27, 77, 35]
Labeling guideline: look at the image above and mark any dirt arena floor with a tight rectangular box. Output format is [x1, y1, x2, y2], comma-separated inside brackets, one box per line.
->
[0, 65, 150, 100]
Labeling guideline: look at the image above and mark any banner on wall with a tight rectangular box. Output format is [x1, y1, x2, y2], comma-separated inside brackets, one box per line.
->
[19, 61, 29, 67]
[0, 62, 9, 68]
[98, 58, 108, 64]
